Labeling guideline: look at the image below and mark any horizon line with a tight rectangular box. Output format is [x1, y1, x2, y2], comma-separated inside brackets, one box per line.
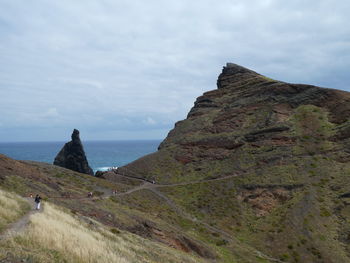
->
[0, 139, 164, 144]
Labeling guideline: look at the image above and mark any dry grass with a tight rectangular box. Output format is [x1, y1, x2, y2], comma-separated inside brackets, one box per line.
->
[25, 203, 131, 262]
[0, 188, 30, 232]
[2, 202, 204, 263]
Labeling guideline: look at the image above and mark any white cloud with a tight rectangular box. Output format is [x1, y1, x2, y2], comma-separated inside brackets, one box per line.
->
[42, 108, 59, 118]
[0, 0, 349, 141]
[143, 117, 156, 125]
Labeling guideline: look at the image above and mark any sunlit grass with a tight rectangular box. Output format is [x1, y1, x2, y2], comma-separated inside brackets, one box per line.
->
[0, 188, 30, 232]
[2, 202, 204, 263]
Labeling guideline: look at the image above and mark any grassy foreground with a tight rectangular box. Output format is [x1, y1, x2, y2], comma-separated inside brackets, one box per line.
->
[0, 200, 204, 263]
[0, 188, 30, 233]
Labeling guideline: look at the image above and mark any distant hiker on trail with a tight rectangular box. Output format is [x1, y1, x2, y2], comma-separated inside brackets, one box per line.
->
[112, 189, 117, 195]
[87, 192, 93, 198]
[29, 193, 33, 198]
[34, 194, 41, 210]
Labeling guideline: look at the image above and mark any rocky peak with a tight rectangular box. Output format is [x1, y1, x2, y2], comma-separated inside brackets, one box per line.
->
[114, 63, 350, 262]
[217, 62, 261, 89]
[53, 129, 93, 176]
[71, 129, 80, 142]
[222, 62, 258, 75]
[122, 63, 350, 181]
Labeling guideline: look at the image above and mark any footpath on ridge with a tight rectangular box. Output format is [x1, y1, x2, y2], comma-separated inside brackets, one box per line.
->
[110, 172, 282, 262]
[0, 171, 281, 262]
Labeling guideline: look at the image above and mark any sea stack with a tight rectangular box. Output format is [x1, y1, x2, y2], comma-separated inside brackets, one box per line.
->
[54, 129, 93, 175]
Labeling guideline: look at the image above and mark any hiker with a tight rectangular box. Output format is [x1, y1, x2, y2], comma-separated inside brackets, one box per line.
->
[34, 194, 41, 210]
[87, 192, 93, 198]
[114, 189, 118, 195]
[29, 193, 33, 198]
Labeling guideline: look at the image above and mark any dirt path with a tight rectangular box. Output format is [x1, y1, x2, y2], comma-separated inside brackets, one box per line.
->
[0, 177, 280, 262]
[0, 198, 41, 240]
[155, 174, 239, 187]
[75, 182, 152, 201]
[110, 173, 281, 262]
[114, 171, 240, 187]
[117, 182, 152, 196]
[71, 174, 240, 201]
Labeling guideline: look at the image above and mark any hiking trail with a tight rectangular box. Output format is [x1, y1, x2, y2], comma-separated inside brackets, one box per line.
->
[111, 173, 282, 262]
[0, 198, 41, 240]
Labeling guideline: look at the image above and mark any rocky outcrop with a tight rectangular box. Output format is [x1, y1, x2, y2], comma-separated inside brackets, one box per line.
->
[54, 129, 93, 175]
[119, 63, 350, 183]
[114, 63, 350, 262]
[95, 171, 107, 179]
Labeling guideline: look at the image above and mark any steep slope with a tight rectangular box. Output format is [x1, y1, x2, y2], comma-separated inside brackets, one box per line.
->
[0, 155, 217, 262]
[120, 63, 350, 183]
[0, 189, 30, 234]
[0, 190, 204, 263]
[115, 63, 350, 262]
[2, 63, 350, 262]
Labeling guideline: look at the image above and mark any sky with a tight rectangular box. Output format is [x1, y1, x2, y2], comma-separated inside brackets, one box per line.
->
[0, 0, 349, 142]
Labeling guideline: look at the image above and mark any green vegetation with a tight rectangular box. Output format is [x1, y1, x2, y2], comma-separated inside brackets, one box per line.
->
[2, 63, 350, 262]
[0, 203, 204, 263]
[290, 105, 335, 155]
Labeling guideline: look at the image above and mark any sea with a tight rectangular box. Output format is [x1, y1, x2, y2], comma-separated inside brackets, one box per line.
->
[0, 140, 161, 173]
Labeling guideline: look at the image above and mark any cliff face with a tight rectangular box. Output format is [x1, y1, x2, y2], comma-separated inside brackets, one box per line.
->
[121, 63, 350, 183]
[54, 129, 93, 175]
[117, 63, 350, 262]
[2, 64, 350, 262]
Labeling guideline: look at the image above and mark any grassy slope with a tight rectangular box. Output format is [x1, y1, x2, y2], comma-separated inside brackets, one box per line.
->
[0, 189, 30, 233]
[160, 105, 350, 262]
[0, 154, 274, 262]
[117, 102, 350, 262]
[0, 197, 204, 263]
[158, 156, 350, 263]
[1, 101, 350, 262]
[0, 158, 226, 262]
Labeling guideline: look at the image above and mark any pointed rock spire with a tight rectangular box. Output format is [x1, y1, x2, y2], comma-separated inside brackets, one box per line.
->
[222, 62, 258, 75]
[217, 62, 261, 89]
[53, 129, 93, 175]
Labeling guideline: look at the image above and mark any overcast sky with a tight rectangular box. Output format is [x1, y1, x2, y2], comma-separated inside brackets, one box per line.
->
[0, 0, 349, 142]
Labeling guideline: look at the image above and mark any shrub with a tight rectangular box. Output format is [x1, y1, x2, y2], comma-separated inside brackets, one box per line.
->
[93, 191, 104, 197]
[280, 253, 289, 261]
[110, 228, 120, 235]
[216, 239, 228, 246]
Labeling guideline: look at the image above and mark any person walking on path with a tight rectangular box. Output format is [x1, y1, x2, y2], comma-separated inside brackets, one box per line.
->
[34, 194, 41, 210]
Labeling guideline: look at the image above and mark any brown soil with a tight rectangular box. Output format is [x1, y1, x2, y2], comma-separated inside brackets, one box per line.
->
[237, 186, 293, 217]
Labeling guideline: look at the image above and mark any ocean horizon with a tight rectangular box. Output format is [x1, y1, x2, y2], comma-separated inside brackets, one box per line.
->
[0, 140, 162, 173]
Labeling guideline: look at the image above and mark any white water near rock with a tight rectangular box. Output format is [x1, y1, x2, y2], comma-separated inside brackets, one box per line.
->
[0, 140, 161, 173]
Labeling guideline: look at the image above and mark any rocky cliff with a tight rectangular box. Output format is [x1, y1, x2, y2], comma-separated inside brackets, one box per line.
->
[120, 63, 350, 183]
[54, 129, 93, 175]
[115, 63, 350, 262]
[2, 64, 350, 262]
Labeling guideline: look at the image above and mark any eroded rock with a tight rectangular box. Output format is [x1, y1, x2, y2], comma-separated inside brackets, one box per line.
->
[54, 129, 93, 175]
[237, 184, 302, 217]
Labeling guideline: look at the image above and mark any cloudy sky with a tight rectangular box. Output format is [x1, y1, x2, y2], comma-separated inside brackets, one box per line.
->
[0, 0, 349, 142]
